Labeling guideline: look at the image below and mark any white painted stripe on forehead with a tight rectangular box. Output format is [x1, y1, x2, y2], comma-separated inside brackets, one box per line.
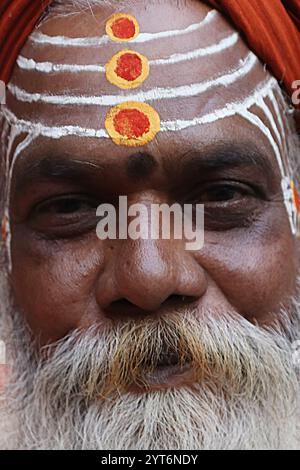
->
[17, 33, 239, 74]
[30, 10, 218, 47]
[268, 88, 289, 163]
[3, 125, 30, 272]
[2, 109, 109, 139]
[268, 88, 291, 178]
[162, 77, 291, 228]
[161, 78, 279, 131]
[239, 108, 284, 175]
[268, 89, 286, 140]
[256, 97, 283, 151]
[2, 77, 277, 141]
[17, 56, 106, 74]
[4, 133, 38, 272]
[240, 104, 295, 234]
[8, 52, 257, 107]
[152, 33, 239, 65]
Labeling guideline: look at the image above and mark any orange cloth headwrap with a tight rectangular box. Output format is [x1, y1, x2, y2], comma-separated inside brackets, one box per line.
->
[0, 0, 52, 84]
[206, 0, 300, 103]
[0, 0, 299, 108]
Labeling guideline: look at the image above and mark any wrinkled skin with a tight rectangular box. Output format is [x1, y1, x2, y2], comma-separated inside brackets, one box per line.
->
[2, 0, 299, 352]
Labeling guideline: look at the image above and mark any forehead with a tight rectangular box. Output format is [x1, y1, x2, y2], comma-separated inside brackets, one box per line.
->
[4, 0, 288, 169]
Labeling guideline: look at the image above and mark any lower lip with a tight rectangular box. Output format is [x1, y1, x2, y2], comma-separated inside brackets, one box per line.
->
[137, 363, 195, 391]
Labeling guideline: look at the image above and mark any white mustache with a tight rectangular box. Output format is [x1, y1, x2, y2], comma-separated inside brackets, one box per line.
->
[22, 309, 296, 402]
[1, 263, 300, 449]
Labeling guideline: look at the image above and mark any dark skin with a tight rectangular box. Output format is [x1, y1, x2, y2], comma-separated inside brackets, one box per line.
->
[2, 0, 299, 362]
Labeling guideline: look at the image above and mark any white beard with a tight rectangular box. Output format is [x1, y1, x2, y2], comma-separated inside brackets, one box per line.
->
[0, 265, 299, 450]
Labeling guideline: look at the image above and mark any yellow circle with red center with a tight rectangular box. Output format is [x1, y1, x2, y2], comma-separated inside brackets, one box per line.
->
[106, 13, 140, 42]
[106, 49, 149, 90]
[105, 101, 161, 146]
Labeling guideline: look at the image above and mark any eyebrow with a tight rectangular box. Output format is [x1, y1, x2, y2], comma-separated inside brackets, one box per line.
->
[180, 142, 277, 176]
[13, 141, 276, 192]
[14, 156, 104, 189]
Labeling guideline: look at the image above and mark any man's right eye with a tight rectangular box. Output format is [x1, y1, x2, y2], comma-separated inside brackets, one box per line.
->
[34, 195, 98, 216]
[28, 194, 99, 239]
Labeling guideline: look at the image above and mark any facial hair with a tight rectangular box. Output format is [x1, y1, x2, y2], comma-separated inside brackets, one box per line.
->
[0, 265, 299, 449]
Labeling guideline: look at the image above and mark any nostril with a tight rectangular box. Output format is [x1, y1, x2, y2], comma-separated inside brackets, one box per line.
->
[163, 294, 198, 306]
[104, 294, 198, 321]
[104, 298, 154, 320]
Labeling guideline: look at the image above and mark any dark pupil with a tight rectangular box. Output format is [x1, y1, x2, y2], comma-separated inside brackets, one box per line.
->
[209, 187, 237, 201]
[54, 199, 84, 214]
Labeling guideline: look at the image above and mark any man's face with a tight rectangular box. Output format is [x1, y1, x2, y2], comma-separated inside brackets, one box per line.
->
[6, 0, 298, 344]
[1, 0, 300, 451]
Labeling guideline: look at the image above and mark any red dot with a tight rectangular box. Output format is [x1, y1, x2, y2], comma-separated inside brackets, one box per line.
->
[111, 17, 136, 39]
[114, 109, 150, 138]
[115, 53, 142, 81]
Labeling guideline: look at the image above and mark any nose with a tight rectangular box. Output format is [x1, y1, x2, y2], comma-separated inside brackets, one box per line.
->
[96, 237, 207, 318]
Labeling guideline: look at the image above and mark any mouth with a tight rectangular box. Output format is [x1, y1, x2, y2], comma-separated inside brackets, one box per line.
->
[134, 352, 195, 392]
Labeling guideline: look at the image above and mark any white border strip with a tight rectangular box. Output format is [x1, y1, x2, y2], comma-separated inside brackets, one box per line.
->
[30, 10, 218, 47]
[17, 33, 239, 74]
[9, 52, 257, 107]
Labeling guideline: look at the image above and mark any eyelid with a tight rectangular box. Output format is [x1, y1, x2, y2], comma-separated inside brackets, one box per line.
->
[204, 181, 257, 195]
[32, 193, 98, 214]
[185, 179, 266, 203]
[27, 193, 100, 240]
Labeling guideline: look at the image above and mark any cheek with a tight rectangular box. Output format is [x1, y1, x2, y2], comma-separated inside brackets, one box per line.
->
[9, 204, 298, 338]
[197, 221, 298, 324]
[10, 235, 105, 344]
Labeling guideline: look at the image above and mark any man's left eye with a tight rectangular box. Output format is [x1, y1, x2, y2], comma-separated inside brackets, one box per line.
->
[196, 183, 256, 204]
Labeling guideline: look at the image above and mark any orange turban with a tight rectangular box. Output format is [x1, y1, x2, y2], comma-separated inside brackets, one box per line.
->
[206, 0, 300, 103]
[0, 0, 52, 84]
[0, 0, 299, 109]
